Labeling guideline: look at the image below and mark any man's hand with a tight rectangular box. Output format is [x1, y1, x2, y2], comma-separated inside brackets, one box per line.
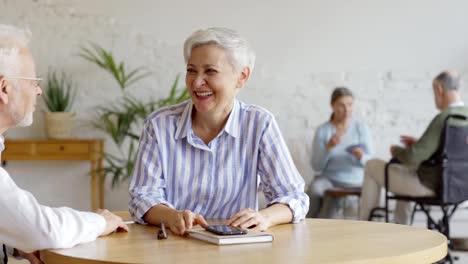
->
[400, 135, 417, 147]
[351, 147, 365, 160]
[168, 210, 208, 236]
[16, 249, 43, 264]
[227, 208, 271, 231]
[97, 209, 129, 236]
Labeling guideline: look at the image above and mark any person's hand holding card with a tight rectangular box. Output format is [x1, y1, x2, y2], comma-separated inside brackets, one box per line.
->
[346, 144, 366, 160]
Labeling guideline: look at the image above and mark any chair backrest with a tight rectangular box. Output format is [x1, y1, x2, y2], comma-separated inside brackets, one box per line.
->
[440, 115, 468, 203]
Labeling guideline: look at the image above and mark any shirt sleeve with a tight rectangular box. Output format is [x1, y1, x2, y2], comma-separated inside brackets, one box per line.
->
[393, 113, 444, 166]
[258, 116, 310, 223]
[128, 119, 174, 224]
[311, 126, 330, 174]
[3, 245, 15, 259]
[0, 168, 105, 253]
[359, 122, 373, 166]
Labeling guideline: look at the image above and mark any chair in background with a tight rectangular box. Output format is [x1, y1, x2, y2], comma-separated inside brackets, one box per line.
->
[324, 187, 361, 219]
[369, 114, 468, 263]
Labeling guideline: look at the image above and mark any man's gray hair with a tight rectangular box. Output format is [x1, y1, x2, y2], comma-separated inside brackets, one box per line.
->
[183, 27, 256, 73]
[0, 24, 31, 77]
[434, 71, 460, 91]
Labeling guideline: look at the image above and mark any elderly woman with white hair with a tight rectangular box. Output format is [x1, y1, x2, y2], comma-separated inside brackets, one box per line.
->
[129, 27, 309, 235]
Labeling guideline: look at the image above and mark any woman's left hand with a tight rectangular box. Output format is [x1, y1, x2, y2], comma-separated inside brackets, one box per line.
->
[351, 147, 364, 160]
[227, 208, 271, 231]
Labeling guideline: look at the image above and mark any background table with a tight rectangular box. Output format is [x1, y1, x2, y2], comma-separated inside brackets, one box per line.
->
[2, 139, 104, 210]
[41, 216, 447, 264]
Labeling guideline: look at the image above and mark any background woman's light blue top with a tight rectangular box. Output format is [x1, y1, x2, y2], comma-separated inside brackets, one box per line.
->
[311, 119, 373, 185]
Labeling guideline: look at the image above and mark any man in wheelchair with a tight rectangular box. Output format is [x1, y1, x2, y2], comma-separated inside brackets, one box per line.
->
[359, 70, 468, 225]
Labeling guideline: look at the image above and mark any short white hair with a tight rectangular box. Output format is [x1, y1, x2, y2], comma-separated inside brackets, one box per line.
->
[0, 24, 31, 77]
[183, 27, 256, 73]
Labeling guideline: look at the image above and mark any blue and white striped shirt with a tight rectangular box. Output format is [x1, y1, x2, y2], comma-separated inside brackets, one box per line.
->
[129, 99, 309, 223]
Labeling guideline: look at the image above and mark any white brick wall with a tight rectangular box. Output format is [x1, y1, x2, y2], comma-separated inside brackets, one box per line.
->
[3, 0, 468, 211]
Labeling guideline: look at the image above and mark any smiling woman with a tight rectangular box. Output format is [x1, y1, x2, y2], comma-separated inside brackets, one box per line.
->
[129, 27, 309, 236]
[186, 44, 250, 143]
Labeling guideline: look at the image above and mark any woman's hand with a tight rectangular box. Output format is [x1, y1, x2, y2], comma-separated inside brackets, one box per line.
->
[351, 147, 364, 160]
[143, 205, 208, 236]
[227, 208, 271, 231]
[168, 210, 208, 235]
[326, 133, 342, 150]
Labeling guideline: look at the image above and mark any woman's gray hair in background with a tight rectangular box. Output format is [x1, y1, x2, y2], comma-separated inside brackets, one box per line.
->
[331, 86, 354, 104]
[183, 27, 256, 73]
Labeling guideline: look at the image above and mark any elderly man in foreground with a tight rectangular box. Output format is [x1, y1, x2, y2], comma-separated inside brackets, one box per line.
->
[0, 24, 128, 264]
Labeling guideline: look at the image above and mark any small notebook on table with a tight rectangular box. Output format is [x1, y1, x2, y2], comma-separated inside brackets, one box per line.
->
[188, 227, 274, 245]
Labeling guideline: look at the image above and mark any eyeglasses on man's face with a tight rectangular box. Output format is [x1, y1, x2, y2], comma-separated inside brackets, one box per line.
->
[6, 76, 42, 89]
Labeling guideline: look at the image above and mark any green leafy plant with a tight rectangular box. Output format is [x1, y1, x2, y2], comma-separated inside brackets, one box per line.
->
[43, 71, 76, 112]
[79, 43, 151, 90]
[80, 43, 190, 187]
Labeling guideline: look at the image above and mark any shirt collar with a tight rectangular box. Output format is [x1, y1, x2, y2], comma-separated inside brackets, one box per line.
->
[174, 99, 241, 140]
[449, 101, 465, 107]
[174, 102, 193, 140]
[223, 100, 240, 138]
[0, 135, 4, 153]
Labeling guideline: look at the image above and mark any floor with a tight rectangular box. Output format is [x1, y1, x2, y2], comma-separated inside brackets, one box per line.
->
[411, 207, 468, 263]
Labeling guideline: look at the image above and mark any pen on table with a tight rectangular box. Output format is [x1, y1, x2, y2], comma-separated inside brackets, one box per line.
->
[157, 221, 168, 240]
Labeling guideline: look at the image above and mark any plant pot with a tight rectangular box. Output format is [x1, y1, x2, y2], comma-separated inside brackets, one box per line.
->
[44, 112, 75, 139]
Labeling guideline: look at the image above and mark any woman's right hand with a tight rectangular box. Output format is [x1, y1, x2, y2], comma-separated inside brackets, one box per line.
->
[168, 210, 208, 235]
[143, 205, 208, 236]
[326, 133, 342, 150]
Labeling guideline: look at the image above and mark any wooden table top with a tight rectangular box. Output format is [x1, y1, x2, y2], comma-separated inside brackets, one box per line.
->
[41, 218, 447, 264]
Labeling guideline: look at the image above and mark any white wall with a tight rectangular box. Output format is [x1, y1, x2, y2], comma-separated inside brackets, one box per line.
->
[3, 0, 468, 211]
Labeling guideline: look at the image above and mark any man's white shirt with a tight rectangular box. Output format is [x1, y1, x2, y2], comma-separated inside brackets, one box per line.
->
[0, 136, 105, 253]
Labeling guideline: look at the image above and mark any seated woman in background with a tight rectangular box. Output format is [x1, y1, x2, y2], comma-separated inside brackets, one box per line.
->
[306, 87, 372, 218]
[129, 27, 309, 235]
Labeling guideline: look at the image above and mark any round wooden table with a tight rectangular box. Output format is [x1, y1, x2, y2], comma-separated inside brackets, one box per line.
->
[41, 219, 447, 264]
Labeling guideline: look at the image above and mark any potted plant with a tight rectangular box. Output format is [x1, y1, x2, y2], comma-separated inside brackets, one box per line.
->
[42, 71, 77, 139]
[79, 43, 189, 187]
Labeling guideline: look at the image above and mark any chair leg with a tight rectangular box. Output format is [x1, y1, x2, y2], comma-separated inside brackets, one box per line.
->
[410, 203, 419, 225]
[423, 206, 456, 264]
[369, 207, 385, 221]
[440, 253, 453, 264]
[342, 197, 347, 219]
[440, 206, 450, 239]
[384, 162, 391, 223]
[385, 198, 389, 223]
[357, 195, 361, 219]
